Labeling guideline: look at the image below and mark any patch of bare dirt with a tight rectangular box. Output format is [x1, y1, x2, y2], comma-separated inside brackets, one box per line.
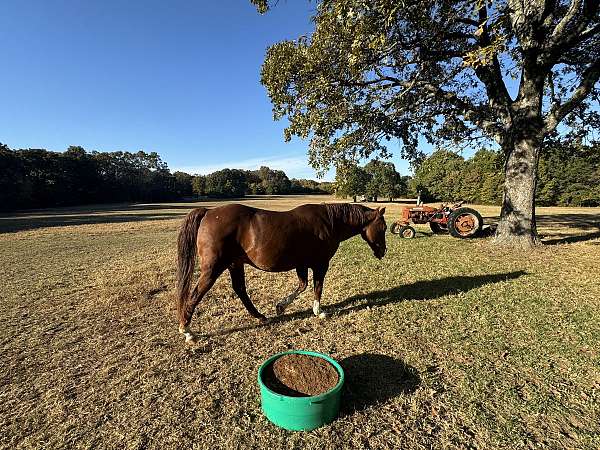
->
[263, 354, 339, 396]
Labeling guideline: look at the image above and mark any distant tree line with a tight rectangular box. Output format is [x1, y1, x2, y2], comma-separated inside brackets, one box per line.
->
[0, 144, 333, 211]
[335, 142, 599, 207]
[3, 142, 597, 211]
[536, 144, 600, 207]
[335, 160, 410, 202]
[0, 145, 181, 211]
[410, 143, 600, 207]
[190, 166, 334, 198]
[410, 149, 504, 205]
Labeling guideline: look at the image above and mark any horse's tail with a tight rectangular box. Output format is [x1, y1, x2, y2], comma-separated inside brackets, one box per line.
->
[176, 207, 208, 325]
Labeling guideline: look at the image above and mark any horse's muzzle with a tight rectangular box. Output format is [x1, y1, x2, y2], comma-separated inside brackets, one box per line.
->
[375, 247, 386, 259]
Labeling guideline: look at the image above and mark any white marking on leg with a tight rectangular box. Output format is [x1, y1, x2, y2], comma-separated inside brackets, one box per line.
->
[179, 325, 197, 343]
[313, 300, 320, 316]
[313, 300, 327, 319]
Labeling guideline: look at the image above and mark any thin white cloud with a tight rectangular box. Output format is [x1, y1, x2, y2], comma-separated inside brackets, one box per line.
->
[173, 153, 334, 180]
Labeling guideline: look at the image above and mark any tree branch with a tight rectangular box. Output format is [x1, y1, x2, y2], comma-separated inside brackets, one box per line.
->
[455, 17, 479, 27]
[547, 71, 559, 106]
[576, 22, 600, 45]
[544, 59, 600, 132]
[471, 2, 513, 120]
[547, 0, 599, 53]
[541, 0, 559, 27]
[551, 0, 583, 39]
[420, 83, 504, 143]
[335, 75, 404, 89]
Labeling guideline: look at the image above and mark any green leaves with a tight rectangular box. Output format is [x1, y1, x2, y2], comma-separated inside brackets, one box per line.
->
[334, 159, 406, 200]
[537, 142, 600, 207]
[258, 0, 494, 173]
[335, 161, 369, 199]
[250, 0, 269, 14]
[411, 148, 504, 204]
[257, 0, 599, 174]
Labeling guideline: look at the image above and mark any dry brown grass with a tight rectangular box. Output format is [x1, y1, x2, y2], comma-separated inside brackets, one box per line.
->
[1, 195, 599, 449]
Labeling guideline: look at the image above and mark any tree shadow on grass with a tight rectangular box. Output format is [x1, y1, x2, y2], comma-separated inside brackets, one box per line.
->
[0, 212, 184, 233]
[536, 213, 600, 245]
[536, 213, 600, 229]
[205, 271, 527, 338]
[0, 195, 331, 233]
[471, 213, 600, 243]
[542, 230, 600, 245]
[339, 353, 420, 415]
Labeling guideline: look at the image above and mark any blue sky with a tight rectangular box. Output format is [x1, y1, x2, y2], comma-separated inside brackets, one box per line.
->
[0, 0, 419, 180]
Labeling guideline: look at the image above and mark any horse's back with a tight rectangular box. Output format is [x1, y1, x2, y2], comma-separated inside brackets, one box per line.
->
[198, 203, 294, 243]
[198, 203, 256, 239]
[202, 202, 327, 227]
[197, 202, 332, 271]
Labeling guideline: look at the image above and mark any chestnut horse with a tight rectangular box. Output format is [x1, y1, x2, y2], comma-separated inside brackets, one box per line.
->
[176, 203, 387, 343]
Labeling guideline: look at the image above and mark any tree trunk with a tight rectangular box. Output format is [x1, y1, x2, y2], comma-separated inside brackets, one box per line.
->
[353, 195, 357, 202]
[494, 58, 546, 249]
[495, 131, 541, 248]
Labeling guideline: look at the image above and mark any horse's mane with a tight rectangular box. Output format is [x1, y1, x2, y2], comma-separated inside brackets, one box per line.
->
[324, 203, 372, 228]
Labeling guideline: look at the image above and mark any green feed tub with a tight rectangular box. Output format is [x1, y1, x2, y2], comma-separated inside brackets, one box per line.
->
[257, 350, 345, 431]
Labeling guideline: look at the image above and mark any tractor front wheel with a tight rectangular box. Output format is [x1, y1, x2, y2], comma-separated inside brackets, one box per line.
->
[448, 207, 483, 238]
[390, 222, 403, 234]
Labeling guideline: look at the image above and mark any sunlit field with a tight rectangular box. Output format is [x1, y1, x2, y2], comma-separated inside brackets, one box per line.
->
[1, 195, 599, 449]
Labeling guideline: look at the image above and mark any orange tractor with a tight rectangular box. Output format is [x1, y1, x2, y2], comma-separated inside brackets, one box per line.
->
[390, 201, 483, 239]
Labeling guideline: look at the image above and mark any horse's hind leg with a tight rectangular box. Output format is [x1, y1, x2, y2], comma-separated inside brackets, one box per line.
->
[179, 262, 223, 343]
[312, 264, 328, 319]
[276, 266, 308, 315]
[228, 263, 267, 322]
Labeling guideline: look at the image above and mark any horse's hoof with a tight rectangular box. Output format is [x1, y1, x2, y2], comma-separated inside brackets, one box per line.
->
[183, 330, 205, 345]
[275, 304, 285, 316]
[318, 312, 327, 320]
[188, 342, 212, 353]
[184, 335, 212, 352]
[257, 315, 270, 323]
[184, 332, 199, 344]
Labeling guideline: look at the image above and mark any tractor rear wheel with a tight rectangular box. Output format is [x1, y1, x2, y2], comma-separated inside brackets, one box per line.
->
[399, 225, 416, 239]
[429, 222, 448, 234]
[448, 207, 483, 238]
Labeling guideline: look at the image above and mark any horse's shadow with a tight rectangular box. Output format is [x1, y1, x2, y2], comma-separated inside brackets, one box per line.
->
[340, 353, 420, 415]
[205, 270, 527, 338]
[331, 269, 526, 314]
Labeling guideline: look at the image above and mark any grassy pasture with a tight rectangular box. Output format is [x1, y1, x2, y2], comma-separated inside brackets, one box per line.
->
[1, 195, 599, 449]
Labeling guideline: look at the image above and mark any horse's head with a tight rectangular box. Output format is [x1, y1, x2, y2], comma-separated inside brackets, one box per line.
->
[361, 207, 387, 259]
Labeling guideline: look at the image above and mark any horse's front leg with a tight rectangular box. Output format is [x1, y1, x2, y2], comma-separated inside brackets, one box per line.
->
[312, 265, 328, 319]
[276, 267, 308, 315]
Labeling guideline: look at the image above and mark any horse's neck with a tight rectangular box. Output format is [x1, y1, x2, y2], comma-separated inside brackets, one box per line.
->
[329, 207, 366, 242]
[336, 224, 363, 242]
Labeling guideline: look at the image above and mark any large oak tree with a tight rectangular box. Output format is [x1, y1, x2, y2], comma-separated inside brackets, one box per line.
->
[253, 0, 599, 247]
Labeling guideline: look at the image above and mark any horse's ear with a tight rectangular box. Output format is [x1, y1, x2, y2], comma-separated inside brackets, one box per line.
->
[379, 207, 386, 215]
